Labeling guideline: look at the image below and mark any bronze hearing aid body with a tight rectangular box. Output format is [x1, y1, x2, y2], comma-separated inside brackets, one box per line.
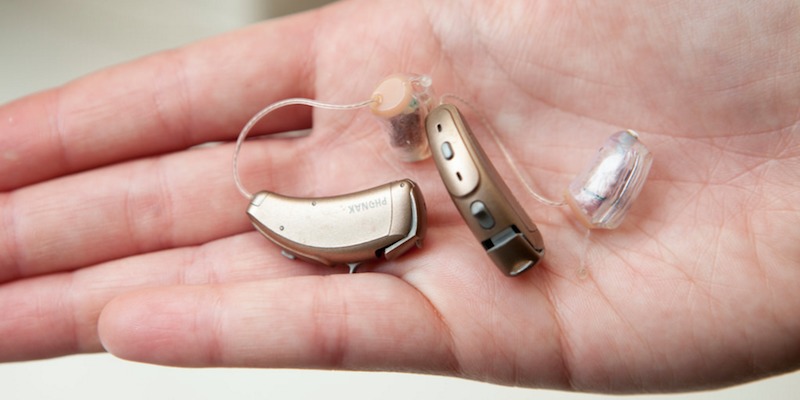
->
[247, 179, 427, 273]
[426, 104, 545, 276]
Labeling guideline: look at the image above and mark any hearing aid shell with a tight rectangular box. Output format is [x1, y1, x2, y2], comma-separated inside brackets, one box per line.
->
[565, 130, 653, 229]
[247, 179, 427, 272]
[371, 74, 433, 162]
[426, 104, 545, 276]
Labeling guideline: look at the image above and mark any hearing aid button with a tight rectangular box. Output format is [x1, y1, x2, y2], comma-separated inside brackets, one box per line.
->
[441, 141, 455, 160]
[470, 201, 495, 230]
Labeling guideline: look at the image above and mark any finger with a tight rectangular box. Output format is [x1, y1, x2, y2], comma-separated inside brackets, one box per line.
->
[98, 274, 458, 373]
[0, 132, 322, 282]
[0, 142, 238, 282]
[0, 11, 320, 191]
[0, 232, 332, 362]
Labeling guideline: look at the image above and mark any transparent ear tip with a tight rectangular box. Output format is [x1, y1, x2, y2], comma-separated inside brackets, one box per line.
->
[565, 130, 653, 229]
[371, 73, 433, 162]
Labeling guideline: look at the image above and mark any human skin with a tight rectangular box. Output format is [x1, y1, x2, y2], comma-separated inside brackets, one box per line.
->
[0, 0, 798, 394]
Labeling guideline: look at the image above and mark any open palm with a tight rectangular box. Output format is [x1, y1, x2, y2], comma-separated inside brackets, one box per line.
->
[1, 0, 798, 393]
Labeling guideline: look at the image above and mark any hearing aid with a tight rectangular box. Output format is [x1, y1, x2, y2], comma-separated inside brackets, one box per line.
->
[425, 104, 545, 276]
[437, 94, 653, 233]
[233, 76, 433, 273]
[247, 179, 426, 273]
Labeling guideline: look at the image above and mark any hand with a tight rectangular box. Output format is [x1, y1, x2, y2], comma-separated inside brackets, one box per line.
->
[1, 0, 798, 393]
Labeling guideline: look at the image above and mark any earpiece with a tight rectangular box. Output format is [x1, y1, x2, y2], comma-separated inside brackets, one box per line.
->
[370, 74, 434, 162]
[565, 130, 653, 229]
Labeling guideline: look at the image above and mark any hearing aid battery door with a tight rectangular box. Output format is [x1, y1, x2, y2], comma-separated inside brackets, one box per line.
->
[426, 104, 544, 276]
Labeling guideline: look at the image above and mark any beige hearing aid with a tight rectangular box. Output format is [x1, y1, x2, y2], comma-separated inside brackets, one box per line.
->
[426, 104, 545, 276]
[247, 180, 426, 273]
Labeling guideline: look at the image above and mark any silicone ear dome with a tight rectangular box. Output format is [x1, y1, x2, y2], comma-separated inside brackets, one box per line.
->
[565, 130, 653, 229]
[370, 74, 433, 162]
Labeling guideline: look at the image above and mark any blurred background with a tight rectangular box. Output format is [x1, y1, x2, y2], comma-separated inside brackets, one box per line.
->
[1, 0, 798, 398]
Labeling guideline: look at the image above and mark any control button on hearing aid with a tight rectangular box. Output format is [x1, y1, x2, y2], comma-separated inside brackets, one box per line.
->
[426, 109, 480, 198]
[470, 201, 495, 229]
[441, 141, 455, 160]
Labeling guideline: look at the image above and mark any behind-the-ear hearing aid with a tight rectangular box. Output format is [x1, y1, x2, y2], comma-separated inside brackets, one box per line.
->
[426, 104, 545, 276]
[232, 74, 433, 273]
[246, 179, 425, 273]
[425, 96, 653, 276]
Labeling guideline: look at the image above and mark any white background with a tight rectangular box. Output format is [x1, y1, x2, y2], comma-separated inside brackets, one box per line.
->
[1, 1, 798, 398]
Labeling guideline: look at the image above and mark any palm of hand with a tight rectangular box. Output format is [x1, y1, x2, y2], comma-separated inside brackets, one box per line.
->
[0, 0, 797, 393]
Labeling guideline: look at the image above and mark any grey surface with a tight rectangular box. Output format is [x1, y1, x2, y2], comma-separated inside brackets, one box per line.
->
[1, 1, 798, 399]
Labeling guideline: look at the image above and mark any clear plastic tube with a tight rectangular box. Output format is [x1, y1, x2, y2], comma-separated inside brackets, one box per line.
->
[233, 98, 375, 199]
[370, 74, 434, 162]
[439, 93, 566, 207]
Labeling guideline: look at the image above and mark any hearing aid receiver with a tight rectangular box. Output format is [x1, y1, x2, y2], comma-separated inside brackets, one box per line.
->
[426, 104, 544, 276]
[247, 179, 426, 273]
